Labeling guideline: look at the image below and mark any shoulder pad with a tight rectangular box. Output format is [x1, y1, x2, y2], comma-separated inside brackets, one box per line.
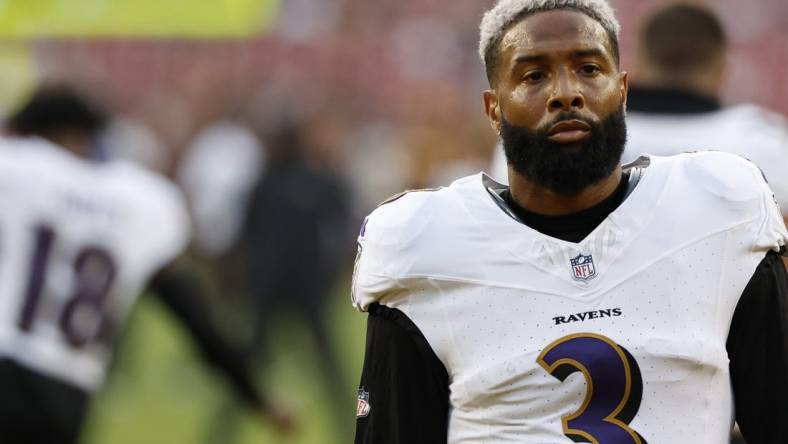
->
[353, 188, 447, 310]
[683, 151, 768, 203]
[680, 151, 787, 253]
[361, 188, 440, 251]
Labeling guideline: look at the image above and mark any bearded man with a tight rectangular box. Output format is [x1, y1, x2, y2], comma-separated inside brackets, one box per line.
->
[351, 1, 788, 443]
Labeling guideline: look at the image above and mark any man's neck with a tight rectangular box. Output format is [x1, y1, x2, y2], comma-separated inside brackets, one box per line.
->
[507, 166, 624, 216]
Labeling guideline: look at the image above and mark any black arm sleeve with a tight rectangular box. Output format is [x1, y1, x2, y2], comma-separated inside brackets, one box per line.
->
[727, 250, 788, 444]
[149, 268, 265, 410]
[355, 303, 449, 444]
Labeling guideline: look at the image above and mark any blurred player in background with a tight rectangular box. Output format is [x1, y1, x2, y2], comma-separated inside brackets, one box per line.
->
[0, 86, 292, 443]
[239, 117, 354, 439]
[623, 3, 788, 233]
[177, 120, 265, 259]
[353, 0, 788, 443]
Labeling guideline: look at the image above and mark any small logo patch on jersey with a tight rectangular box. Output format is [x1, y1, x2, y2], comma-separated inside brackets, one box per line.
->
[570, 253, 597, 281]
[359, 216, 369, 238]
[356, 388, 371, 418]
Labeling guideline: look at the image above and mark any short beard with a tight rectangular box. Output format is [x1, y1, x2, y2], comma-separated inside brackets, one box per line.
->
[500, 106, 627, 196]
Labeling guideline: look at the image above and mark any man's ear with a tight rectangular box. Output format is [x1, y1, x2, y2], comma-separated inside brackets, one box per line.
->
[619, 71, 629, 109]
[483, 90, 502, 134]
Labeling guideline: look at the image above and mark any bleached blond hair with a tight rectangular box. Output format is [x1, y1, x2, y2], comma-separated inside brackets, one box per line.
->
[479, 0, 621, 83]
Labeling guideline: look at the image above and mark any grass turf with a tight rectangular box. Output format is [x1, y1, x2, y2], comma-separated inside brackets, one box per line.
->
[80, 285, 365, 444]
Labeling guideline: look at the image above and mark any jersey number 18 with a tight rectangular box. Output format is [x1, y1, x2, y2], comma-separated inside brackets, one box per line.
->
[17, 224, 117, 348]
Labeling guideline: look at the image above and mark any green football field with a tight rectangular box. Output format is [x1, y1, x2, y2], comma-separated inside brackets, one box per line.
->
[80, 283, 365, 444]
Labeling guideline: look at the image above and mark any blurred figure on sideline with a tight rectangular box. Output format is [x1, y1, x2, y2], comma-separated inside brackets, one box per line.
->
[0, 86, 292, 443]
[622, 4, 788, 229]
[240, 118, 353, 439]
[178, 120, 270, 444]
[177, 120, 265, 259]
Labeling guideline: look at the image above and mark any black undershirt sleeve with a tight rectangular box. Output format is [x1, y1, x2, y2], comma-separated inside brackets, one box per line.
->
[355, 303, 449, 444]
[148, 268, 265, 410]
[727, 250, 788, 444]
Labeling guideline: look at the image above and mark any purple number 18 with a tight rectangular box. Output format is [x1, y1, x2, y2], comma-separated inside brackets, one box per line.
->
[17, 225, 117, 347]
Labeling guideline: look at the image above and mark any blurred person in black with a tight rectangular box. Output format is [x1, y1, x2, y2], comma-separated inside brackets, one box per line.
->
[0, 86, 293, 443]
[623, 4, 788, 241]
[239, 117, 353, 439]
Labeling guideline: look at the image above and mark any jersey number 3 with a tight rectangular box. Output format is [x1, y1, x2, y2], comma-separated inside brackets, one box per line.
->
[17, 224, 117, 348]
[537, 333, 648, 444]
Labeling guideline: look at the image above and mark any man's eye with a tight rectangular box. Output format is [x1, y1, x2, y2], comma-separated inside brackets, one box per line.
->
[524, 71, 545, 82]
[580, 64, 601, 75]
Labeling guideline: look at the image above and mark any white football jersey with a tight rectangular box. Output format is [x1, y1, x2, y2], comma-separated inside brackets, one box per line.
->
[488, 104, 788, 217]
[0, 137, 190, 391]
[354, 152, 788, 443]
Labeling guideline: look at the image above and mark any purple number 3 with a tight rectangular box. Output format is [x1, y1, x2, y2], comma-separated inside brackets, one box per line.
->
[537, 333, 647, 444]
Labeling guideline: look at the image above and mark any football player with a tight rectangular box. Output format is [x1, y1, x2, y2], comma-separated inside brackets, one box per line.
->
[352, 1, 788, 443]
[489, 4, 788, 240]
[0, 86, 292, 443]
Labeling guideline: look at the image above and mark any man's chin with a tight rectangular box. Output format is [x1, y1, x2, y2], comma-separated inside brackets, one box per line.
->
[555, 142, 586, 154]
[543, 138, 590, 155]
[501, 105, 627, 194]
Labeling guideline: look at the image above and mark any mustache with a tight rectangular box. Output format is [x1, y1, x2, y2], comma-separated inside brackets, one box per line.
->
[540, 112, 596, 133]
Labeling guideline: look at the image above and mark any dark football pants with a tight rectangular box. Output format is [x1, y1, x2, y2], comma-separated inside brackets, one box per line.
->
[0, 359, 89, 444]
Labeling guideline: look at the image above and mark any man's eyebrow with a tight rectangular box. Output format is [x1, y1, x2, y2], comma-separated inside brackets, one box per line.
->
[571, 48, 606, 59]
[512, 48, 607, 67]
[512, 54, 548, 67]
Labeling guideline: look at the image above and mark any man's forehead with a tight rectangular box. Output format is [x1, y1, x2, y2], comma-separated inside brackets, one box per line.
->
[500, 9, 611, 58]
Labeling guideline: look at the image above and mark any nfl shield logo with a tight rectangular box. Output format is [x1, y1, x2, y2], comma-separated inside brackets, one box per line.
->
[356, 388, 371, 418]
[570, 253, 597, 281]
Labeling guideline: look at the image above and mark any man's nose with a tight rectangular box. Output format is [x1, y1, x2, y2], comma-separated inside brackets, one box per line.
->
[548, 72, 584, 112]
